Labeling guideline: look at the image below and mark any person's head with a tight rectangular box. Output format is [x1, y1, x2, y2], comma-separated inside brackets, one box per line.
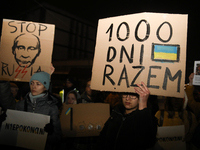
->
[29, 72, 50, 96]
[165, 97, 183, 111]
[85, 79, 92, 97]
[10, 82, 19, 98]
[165, 97, 184, 119]
[65, 77, 74, 88]
[66, 90, 81, 104]
[12, 33, 41, 68]
[121, 93, 139, 114]
[18, 82, 30, 100]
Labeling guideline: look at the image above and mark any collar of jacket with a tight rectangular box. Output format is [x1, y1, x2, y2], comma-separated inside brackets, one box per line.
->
[25, 92, 58, 106]
[112, 104, 138, 117]
[81, 91, 93, 102]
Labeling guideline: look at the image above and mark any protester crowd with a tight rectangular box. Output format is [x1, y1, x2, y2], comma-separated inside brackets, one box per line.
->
[1, 68, 200, 150]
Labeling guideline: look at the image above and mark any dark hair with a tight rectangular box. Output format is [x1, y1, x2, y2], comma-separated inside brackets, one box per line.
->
[68, 90, 78, 99]
[66, 77, 75, 85]
[67, 90, 81, 103]
[120, 92, 139, 99]
[85, 78, 91, 86]
[165, 97, 184, 119]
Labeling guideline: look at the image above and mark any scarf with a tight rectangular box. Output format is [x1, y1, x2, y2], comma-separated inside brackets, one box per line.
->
[29, 93, 46, 104]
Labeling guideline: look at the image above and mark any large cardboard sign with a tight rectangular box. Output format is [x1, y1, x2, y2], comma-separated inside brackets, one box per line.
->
[91, 12, 188, 98]
[0, 19, 55, 82]
[60, 103, 110, 137]
[152, 125, 186, 150]
[0, 109, 50, 150]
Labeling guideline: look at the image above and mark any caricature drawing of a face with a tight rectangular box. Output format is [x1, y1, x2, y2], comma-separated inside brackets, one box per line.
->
[12, 33, 41, 68]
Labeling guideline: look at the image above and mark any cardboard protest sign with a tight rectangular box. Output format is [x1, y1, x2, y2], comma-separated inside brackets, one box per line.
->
[193, 60, 200, 85]
[91, 12, 188, 98]
[0, 19, 55, 82]
[60, 103, 110, 137]
[0, 109, 50, 150]
[152, 125, 186, 150]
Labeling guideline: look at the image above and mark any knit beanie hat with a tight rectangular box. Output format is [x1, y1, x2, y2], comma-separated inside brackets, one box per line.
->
[29, 72, 50, 90]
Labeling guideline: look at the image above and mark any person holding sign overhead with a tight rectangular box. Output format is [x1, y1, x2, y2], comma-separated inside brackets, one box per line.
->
[95, 82, 157, 150]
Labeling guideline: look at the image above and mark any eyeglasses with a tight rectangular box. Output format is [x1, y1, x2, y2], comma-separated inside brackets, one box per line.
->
[122, 95, 138, 100]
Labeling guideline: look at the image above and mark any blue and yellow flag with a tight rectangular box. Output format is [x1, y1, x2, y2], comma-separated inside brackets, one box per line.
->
[152, 44, 180, 62]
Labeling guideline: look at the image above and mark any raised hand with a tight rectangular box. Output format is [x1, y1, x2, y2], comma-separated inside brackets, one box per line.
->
[50, 63, 55, 75]
[189, 73, 194, 86]
[134, 81, 150, 110]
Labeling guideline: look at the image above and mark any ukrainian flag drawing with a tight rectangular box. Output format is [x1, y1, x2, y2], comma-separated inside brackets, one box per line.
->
[152, 44, 180, 62]
[65, 108, 71, 115]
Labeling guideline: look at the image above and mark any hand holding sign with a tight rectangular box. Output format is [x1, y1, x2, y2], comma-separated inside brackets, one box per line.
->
[134, 82, 150, 110]
[50, 63, 55, 75]
[189, 73, 194, 86]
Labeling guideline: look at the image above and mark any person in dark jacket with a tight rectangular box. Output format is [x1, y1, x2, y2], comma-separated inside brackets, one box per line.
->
[81, 79, 93, 103]
[0, 81, 16, 111]
[95, 81, 158, 150]
[59, 77, 77, 103]
[15, 71, 62, 150]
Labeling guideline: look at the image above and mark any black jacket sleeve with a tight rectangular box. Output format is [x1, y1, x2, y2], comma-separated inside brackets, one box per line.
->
[94, 116, 111, 150]
[0, 81, 16, 110]
[134, 108, 158, 148]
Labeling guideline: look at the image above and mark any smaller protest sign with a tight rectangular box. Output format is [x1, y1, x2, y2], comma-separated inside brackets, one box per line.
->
[0, 19, 55, 82]
[60, 103, 110, 137]
[152, 125, 186, 150]
[0, 109, 50, 150]
[193, 61, 200, 86]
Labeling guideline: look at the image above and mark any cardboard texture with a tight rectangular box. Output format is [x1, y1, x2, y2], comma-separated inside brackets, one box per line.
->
[91, 12, 188, 98]
[0, 19, 55, 82]
[152, 125, 186, 150]
[60, 103, 110, 137]
[0, 109, 50, 150]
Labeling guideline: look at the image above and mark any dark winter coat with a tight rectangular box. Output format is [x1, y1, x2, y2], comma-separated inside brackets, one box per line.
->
[95, 104, 158, 150]
[0, 81, 16, 110]
[81, 91, 93, 103]
[15, 92, 62, 149]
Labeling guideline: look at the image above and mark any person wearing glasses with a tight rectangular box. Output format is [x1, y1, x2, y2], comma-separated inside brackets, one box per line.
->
[95, 82, 157, 150]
